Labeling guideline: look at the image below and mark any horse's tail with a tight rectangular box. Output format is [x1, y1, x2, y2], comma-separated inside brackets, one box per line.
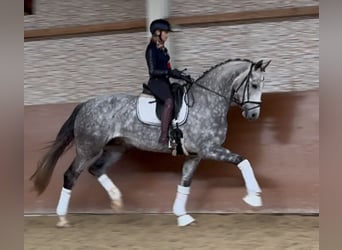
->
[30, 103, 83, 195]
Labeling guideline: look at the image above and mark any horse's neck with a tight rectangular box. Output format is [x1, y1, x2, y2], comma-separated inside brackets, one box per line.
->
[191, 61, 250, 110]
[188, 75, 230, 124]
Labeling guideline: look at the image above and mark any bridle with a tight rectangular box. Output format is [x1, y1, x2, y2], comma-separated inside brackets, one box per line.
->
[231, 63, 262, 112]
[184, 63, 262, 112]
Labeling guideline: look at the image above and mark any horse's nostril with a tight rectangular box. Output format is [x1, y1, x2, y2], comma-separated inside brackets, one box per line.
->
[251, 113, 256, 118]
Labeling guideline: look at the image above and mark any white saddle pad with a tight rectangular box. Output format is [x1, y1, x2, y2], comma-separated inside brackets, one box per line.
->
[137, 94, 189, 126]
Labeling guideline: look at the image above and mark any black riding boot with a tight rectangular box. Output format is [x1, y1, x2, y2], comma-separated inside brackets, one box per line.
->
[159, 98, 174, 145]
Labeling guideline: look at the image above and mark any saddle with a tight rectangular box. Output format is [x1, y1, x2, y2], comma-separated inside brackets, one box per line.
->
[137, 82, 190, 156]
[137, 82, 189, 127]
[142, 82, 185, 121]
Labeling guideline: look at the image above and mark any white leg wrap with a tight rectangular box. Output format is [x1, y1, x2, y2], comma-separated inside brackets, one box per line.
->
[172, 185, 190, 216]
[56, 188, 71, 216]
[98, 174, 121, 200]
[238, 160, 263, 207]
[237, 160, 262, 194]
[172, 185, 195, 226]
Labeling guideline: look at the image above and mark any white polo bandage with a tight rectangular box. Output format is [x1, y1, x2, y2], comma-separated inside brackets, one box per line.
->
[172, 185, 190, 216]
[237, 159, 262, 194]
[98, 174, 121, 200]
[56, 187, 71, 216]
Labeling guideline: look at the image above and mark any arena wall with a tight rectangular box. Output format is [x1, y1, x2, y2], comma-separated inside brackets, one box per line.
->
[24, 18, 318, 105]
[25, 0, 318, 30]
[25, 1, 318, 105]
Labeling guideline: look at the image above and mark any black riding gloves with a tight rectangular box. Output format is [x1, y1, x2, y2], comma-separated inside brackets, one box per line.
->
[169, 69, 184, 79]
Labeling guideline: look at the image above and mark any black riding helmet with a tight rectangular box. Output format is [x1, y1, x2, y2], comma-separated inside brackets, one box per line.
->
[149, 19, 173, 34]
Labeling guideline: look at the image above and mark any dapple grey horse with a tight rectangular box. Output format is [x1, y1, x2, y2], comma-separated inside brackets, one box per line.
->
[30, 58, 271, 227]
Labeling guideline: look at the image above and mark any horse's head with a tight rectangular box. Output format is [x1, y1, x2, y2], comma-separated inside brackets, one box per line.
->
[232, 59, 271, 120]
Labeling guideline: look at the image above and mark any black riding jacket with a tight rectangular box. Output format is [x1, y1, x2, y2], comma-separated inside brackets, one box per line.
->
[145, 41, 171, 81]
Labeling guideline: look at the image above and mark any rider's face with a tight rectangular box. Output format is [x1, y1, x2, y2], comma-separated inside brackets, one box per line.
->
[160, 30, 169, 42]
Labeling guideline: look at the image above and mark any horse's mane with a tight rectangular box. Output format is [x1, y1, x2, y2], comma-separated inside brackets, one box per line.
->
[195, 58, 254, 82]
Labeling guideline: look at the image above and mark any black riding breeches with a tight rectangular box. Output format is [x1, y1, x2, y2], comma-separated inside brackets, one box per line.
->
[148, 78, 173, 102]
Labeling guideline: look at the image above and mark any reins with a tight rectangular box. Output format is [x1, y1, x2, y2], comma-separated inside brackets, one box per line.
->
[182, 61, 261, 111]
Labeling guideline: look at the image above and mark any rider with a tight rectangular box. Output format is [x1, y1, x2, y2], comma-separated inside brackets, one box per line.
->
[145, 19, 185, 145]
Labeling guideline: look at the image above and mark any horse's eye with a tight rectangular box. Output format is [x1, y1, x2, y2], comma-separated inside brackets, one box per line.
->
[252, 83, 258, 89]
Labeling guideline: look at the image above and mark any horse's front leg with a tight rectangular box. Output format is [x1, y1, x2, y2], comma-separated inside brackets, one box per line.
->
[172, 155, 201, 227]
[201, 146, 262, 207]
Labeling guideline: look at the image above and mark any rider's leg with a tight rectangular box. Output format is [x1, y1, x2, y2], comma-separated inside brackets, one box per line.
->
[159, 98, 174, 144]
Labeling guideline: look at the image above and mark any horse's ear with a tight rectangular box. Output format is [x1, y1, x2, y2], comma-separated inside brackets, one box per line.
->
[254, 60, 263, 71]
[261, 60, 271, 71]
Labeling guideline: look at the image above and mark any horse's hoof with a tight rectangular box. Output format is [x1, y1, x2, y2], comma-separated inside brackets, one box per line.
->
[111, 199, 123, 212]
[177, 214, 196, 227]
[243, 193, 262, 207]
[56, 217, 71, 228]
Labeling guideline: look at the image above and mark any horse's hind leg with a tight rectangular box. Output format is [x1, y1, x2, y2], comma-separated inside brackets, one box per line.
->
[201, 146, 262, 207]
[172, 155, 201, 226]
[88, 145, 126, 211]
[56, 150, 102, 228]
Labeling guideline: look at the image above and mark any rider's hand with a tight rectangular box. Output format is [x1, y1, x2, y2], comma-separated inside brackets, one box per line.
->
[180, 74, 193, 83]
[169, 69, 183, 79]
